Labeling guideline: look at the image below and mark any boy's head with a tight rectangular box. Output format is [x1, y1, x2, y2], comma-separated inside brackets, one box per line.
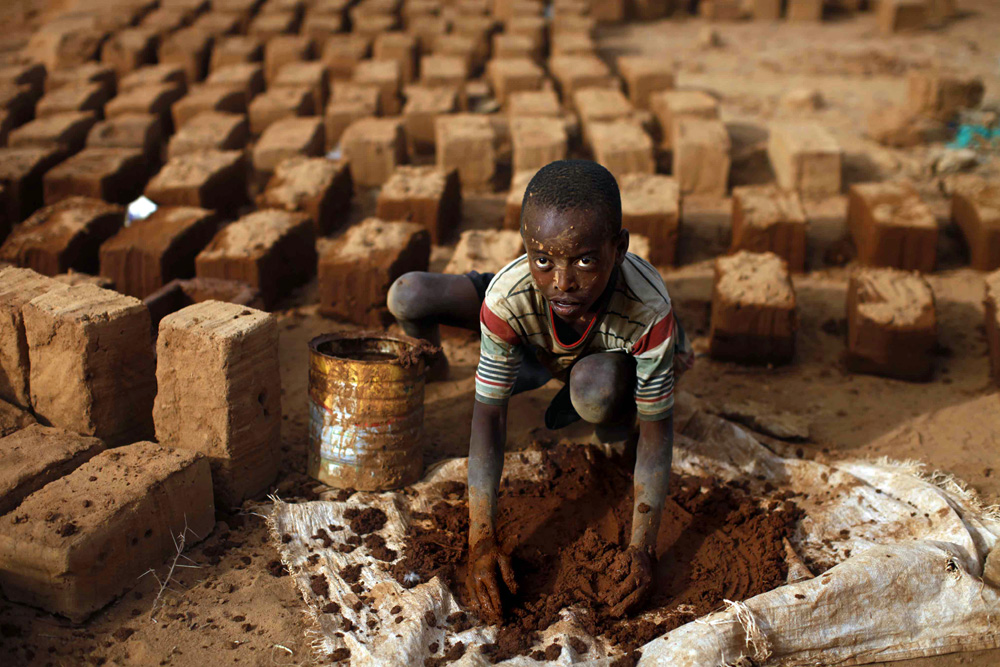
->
[520, 160, 629, 324]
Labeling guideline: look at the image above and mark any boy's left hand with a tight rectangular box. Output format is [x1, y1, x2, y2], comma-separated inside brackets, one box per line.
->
[608, 545, 653, 618]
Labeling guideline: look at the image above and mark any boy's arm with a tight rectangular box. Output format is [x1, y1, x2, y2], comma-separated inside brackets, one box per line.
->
[467, 399, 517, 622]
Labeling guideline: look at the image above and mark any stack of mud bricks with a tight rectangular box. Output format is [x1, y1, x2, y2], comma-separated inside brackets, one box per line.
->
[846, 268, 937, 381]
[319, 218, 431, 326]
[848, 180, 937, 273]
[709, 251, 798, 365]
[951, 176, 1000, 272]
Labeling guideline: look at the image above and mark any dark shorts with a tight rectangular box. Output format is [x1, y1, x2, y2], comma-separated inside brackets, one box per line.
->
[466, 271, 581, 430]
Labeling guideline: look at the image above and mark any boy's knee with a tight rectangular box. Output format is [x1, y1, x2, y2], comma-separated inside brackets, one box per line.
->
[387, 272, 433, 322]
[570, 354, 635, 425]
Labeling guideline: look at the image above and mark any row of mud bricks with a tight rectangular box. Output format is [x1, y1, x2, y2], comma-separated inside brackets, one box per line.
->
[0, 267, 281, 622]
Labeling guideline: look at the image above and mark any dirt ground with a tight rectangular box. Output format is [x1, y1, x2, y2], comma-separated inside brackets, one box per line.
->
[2, 0, 1000, 665]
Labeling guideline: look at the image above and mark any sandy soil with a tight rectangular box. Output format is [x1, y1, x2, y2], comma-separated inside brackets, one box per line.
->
[2, 1, 1000, 666]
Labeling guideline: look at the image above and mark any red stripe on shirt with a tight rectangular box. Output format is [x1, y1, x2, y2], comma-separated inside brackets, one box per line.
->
[480, 301, 521, 345]
[631, 312, 676, 356]
[475, 374, 514, 388]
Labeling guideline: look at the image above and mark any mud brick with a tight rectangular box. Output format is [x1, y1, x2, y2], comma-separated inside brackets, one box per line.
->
[0, 84, 38, 131]
[650, 90, 718, 149]
[22, 284, 155, 443]
[619, 174, 680, 266]
[51, 271, 114, 289]
[986, 271, 1000, 385]
[787, 0, 823, 21]
[145, 150, 247, 213]
[549, 56, 617, 107]
[878, 0, 928, 34]
[436, 113, 495, 190]
[210, 36, 264, 72]
[0, 398, 36, 437]
[264, 36, 315, 86]
[159, 28, 214, 85]
[768, 122, 841, 198]
[374, 33, 418, 85]
[44, 65, 116, 97]
[420, 55, 469, 92]
[43, 148, 146, 206]
[672, 118, 731, 198]
[301, 13, 345, 50]
[252, 116, 325, 180]
[324, 99, 374, 151]
[510, 117, 567, 175]
[906, 70, 984, 122]
[486, 59, 545, 107]
[196, 209, 316, 308]
[376, 166, 460, 244]
[98, 206, 219, 298]
[0, 425, 104, 516]
[0, 147, 66, 225]
[494, 0, 545, 20]
[0, 442, 214, 621]
[101, 28, 158, 78]
[141, 7, 197, 36]
[590, 119, 655, 181]
[492, 33, 539, 62]
[952, 176, 1000, 271]
[698, 0, 743, 19]
[709, 251, 797, 364]
[321, 34, 372, 82]
[551, 31, 596, 57]
[341, 118, 406, 188]
[273, 62, 330, 111]
[8, 113, 98, 155]
[35, 84, 110, 120]
[171, 85, 246, 131]
[0, 64, 46, 98]
[0, 197, 123, 276]
[86, 114, 162, 164]
[191, 11, 244, 37]
[846, 268, 936, 380]
[409, 15, 450, 56]
[865, 105, 947, 148]
[354, 60, 402, 115]
[257, 157, 352, 235]
[730, 185, 808, 272]
[752, 0, 783, 19]
[167, 112, 248, 159]
[507, 16, 548, 46]
[203, 64, 266, 106]
[0, 268, 65, 407]
[144, 277, 264, 330]
[248, 86, 314, 136]
[119, 64, 188, 95]
[402, 85, 458, 155]
[551, 12, 595, 36]
[590, 0, 626, 22]
[248, 11, 300, 40]
[24, 26, 105, 73]
[352, 12, 400, 41]
[318, 218, 430, 325]
[504, 169, 534, 230]
[153, 302, 279, 507]
[848, 180, 937, 272]
[433, 34, 479, 74]
[575, 88, 635, 146]
[105, 84, 186, 135]
[507, 90, 562, 118]
[451, 16, 497, 68]
[617, 56, 674, 111]
[444, 229, 524, 274]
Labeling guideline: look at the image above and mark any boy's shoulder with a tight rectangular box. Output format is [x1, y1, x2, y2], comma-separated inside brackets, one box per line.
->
[615, 253, 673, 315]
[484, 254, 531, 305]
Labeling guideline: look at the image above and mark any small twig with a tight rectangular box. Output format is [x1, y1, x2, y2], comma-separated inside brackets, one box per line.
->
[142, 515, 197, 623]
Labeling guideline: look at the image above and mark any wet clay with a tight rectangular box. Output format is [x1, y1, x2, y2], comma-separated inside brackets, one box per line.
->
[393, 445, 799, 662]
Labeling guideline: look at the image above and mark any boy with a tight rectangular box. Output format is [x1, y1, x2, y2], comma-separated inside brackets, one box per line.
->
[387, 160, 693, 621]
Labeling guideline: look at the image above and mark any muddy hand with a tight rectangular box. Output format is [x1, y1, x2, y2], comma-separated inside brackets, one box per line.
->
[608, 546, 653, 618]
[468, 539, 517, 623]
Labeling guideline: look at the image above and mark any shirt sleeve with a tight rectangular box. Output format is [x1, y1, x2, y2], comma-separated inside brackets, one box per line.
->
[629, 309, 679, 421]
[474, 299, 524, 406]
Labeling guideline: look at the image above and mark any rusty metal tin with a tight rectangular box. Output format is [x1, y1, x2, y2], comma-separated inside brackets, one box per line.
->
[307, 332, 428, 491]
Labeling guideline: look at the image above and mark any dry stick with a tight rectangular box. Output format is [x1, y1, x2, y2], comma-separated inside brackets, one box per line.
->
[140, 515, 203, 622]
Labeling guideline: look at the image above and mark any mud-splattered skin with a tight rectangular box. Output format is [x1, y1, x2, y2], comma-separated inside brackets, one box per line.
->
[467, 205, 675, 622]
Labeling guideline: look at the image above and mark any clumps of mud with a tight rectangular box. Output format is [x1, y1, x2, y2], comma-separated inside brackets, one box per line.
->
[393, 445, 801, 662]
[345, 507, 387, 535]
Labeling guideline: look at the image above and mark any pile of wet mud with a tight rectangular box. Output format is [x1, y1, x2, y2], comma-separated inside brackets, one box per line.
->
[392, 445, 801, 664]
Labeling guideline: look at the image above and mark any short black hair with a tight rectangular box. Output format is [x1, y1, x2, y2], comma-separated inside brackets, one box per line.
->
[520, 160, 622, 238]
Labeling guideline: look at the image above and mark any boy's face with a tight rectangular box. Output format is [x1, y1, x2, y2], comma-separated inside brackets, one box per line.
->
[521, 206, 628, 324]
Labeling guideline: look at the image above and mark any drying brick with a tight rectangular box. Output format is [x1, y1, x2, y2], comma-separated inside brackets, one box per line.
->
[144, 278, 264, 331]
[0, 197, 123, 276]
[23, 284, 156, 445]
[354, 59, 402, 115]
[376, 166, 461, 244]
[8, 112, 98, 155]
[444, 229, 524, 274]
[159, 27, 214, 83]
[768, 122, 842, 198]
[171, 86, 246, 130]
[0, 268, 65, 408]
[195, 209, 316, 309]
[548, 55, 615, 106]
[402, 85, 458, 155]
[0, 147, 66, 225]
[273, 61, 330, 111]
[324, 99, 375, 152]
[210, 36, 264, 72]
[906, 70, 985, 122]
[248, 11, 299, 40]
[436, 113, 496, 190]
[486, 58, 546, 106]
[99, 206, 219, 299]
[951, 176, 1000, 271]
[731, 185, 809, 272]
[848, 180, 937, 273]
[154, 301, 280, 507]
[321, 34, 372, 82]
[101, 27, 158, 77]
[35, 84, 110, 119]
[590, 119, 655, 181]
[986, 271, 1000, 386]
[42, 148, 147, 206]
[619, 174, 680, 266]
[510, 116, 568, 175]
[846, 268, 936, 380]
[0, 424, 104, 517]
[257, 157, 353, 235]
[341, 117, 406, 188]
[264, 35, 315, 83]
[86, 113, 163, 163]
[709, 251, 797, 364]
[373, 32, 418, 84]
[507, 90, 562, 118]
[318, 218, 430, 326]
[419, 55, 468, 90]
[617, 56, 675, 110]
[204, 63, 266, 105]
[105, 83, 186, 135]
[787, 0, 823, 21]
[651, 90, 718, 149]
[248, 86, 314, 137]
[0, 442, 214, 622]
[878, 0, 927, 34]
[119, 64, 188, 95]
[672, 117, 731, 198]
[252, 116, 325, 180]
[145, 150, 247, 213]
[167, 112, 249, 159]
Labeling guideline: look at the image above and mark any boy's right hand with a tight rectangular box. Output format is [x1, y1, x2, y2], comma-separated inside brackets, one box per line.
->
[467, 538, 517, 624]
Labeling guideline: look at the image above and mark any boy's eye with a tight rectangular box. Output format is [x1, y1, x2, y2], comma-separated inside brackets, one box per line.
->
[576, 257, 595, 268]
[534, 257, 551, 268]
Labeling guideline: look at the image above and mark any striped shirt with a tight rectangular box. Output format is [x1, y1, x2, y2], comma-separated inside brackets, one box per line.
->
[475, 253, 693, 420]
